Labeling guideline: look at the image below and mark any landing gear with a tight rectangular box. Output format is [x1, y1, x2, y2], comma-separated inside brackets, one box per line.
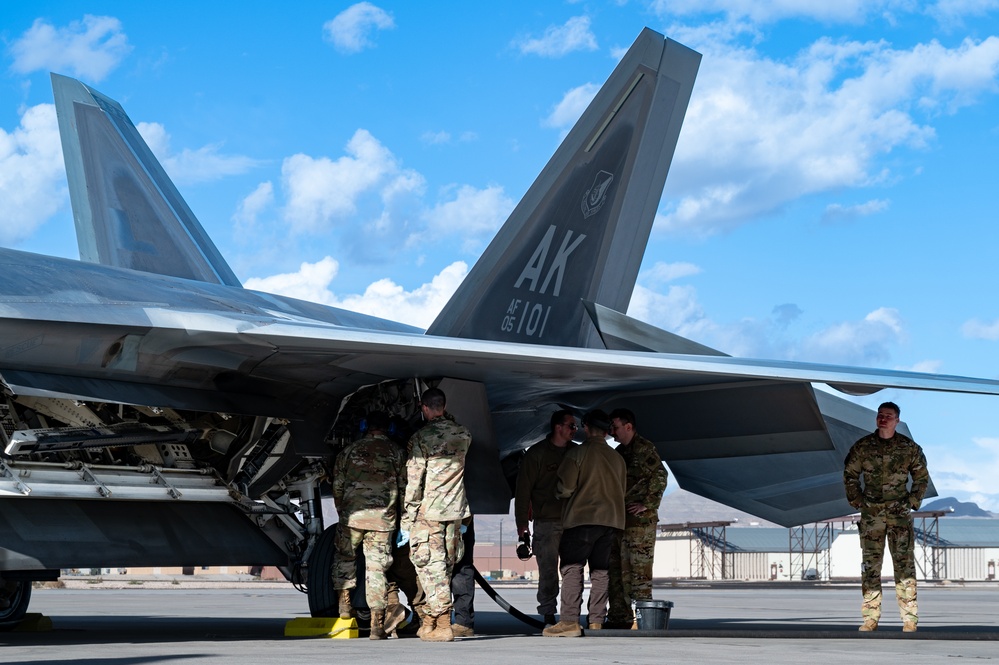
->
[0, 579, 31, 630]
[306, 524, 338, 617]
[306, 524, 370, 627]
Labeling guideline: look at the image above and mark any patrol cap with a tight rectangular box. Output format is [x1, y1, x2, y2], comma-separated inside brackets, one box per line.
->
[581, 409, 611, 433]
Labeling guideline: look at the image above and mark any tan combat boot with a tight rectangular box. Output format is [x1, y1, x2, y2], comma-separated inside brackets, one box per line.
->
[452, 623, 474, 637]
[542, 620, 583, 637]
[423, 612, 455, 642]
[369, 609, 387, 640]
[587, 622, 603, 631]
[858, 618, 878, 632]
[383, 603, 407, 637]
[338, 589, 353, 620]
[903, 620, 917, 633]
[416, 607, 433, 639]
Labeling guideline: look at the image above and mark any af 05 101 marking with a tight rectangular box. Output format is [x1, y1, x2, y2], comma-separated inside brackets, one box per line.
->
[502, 224, 589, 339]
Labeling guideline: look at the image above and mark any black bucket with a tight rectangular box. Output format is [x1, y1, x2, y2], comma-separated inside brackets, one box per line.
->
[634, 599, 673, 630]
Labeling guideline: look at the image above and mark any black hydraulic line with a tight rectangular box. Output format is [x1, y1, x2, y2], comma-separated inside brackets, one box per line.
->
[473, 566, 545, 629]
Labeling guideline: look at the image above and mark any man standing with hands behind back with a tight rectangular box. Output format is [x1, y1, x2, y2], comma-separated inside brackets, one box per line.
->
[844, 401, 928, 633]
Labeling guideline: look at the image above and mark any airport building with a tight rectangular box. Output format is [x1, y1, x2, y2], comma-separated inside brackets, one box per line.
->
[652, 515, 999, 582]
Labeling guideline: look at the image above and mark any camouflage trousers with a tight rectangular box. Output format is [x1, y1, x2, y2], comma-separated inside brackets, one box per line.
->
[859, 507, 918, 624]
[532, 520, 564, 616]
[332, 525, 394, 611]
[608, 523, 657, 623]
[387, 542, 425, 614]
[409, 515, 463, 617]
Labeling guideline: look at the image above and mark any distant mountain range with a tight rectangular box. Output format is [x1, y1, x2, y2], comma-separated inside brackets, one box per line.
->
[921, 496, 996, 517]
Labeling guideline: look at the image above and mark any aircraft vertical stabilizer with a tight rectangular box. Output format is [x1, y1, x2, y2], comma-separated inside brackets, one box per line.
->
[427, 29, 699, 349]
[51, 73, 242, 287]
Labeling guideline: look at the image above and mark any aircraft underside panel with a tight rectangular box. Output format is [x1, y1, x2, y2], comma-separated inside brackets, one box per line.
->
[0, 498, 288, 570]
[436, 378, 512, 514]
[603, 383, 935, 527]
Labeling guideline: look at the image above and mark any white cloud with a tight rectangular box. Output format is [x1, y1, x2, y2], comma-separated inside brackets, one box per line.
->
[421, 130, 451, 145]
[0, 103, 66, 245]
[513, 16, 598, 57]
[244, 256, 340, 304]
[902, 359, 944, 373]
[244, 257, 468, 329]
[925, 435, 999, 512]
[930, 0, 999, 26]
[797, 307, 906, 365]
[641, 261, 703, 284]
[961, 318, 999, 340]
[628, 274, 910, 366]
[628, 283, 708, 335]
[232, 181, 275, 230]
[136, 122, 260, 185]
[323, 2, 395, 54]
[653, 0, 913, 24]
[331, 261, 469, 328]
[544, 83, 599, 129]
[9, 15, 131, 82]
[418, 184, 515, 252]
[656, 35, 999, 237]
[280, 129, 425, 233]
[821, 198, 890, 224]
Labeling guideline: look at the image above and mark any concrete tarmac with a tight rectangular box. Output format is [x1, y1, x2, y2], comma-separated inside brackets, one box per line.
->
[3, 583, 999, 664]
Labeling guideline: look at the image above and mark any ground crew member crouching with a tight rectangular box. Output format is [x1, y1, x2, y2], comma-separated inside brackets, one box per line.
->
[400, 388, 472, 642]
[844, 401, 929, 633]
[331, 410, 405, 639]
[607, 408, 668, 628]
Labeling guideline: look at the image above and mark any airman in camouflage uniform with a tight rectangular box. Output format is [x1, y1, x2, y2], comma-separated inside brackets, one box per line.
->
[844, 401, 929, 633]
[332, 411, 405, 639]
[401, 388, 472, 642]
[607, 408, 668, 628]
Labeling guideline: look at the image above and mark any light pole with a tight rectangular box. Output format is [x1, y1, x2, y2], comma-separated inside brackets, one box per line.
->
[499, 520, 504, 575]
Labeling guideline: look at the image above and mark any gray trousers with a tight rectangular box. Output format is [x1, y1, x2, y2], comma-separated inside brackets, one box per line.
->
[557, 524, 618, 625]
[533, 520, 563, 615]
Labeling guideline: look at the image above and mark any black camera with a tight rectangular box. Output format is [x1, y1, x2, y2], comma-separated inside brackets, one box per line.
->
[516, 532, 533, 560]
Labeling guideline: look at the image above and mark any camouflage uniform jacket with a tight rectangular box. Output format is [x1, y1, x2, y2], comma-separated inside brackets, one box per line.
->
[514, 435, 576, 530]
[843, 431, 929, 512]
[618, 433, 668, 527]
[332, 432, 405, 531]
[402, 414, 472, 530]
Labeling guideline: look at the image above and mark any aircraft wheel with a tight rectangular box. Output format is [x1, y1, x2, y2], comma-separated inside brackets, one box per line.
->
[307, 524, 338, 617]
[0, 579, 31, 630]
[305, 525, 371, 628]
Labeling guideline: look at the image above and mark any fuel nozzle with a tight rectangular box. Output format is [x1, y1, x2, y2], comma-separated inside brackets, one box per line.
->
[516, 531, 533, 560]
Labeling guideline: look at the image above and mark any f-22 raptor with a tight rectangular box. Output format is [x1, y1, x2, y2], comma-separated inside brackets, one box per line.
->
[2, 28, 997, 627]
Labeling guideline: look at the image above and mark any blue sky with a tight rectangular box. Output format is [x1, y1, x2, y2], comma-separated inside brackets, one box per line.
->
[3, 2, 999, 512]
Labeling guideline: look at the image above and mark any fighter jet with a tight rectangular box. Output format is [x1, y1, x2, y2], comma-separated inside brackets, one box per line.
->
[2, 28, 997, 627]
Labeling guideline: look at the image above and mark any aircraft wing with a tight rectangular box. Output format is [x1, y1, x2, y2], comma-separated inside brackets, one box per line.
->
[3, 276, 986, 526]
[4, 262, 999, 416]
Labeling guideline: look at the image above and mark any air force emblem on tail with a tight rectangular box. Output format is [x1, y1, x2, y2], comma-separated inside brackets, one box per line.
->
[581, 170, 614, 219]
